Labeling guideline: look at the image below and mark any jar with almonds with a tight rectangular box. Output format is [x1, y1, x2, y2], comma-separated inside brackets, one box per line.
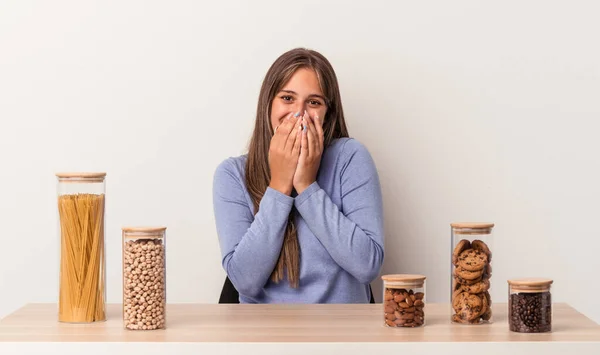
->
[450, 223, 494, 324]
[382, 274, 426, 328]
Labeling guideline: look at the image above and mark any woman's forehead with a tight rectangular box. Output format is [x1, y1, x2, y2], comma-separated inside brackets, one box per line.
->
[281, 68, 324, 95]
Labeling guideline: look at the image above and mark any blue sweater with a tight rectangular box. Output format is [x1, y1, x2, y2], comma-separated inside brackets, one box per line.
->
[212, 137, 384, 303]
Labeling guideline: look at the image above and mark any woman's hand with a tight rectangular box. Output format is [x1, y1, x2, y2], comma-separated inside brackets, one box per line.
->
[293, 111, 324, 194]
[268, 112, 302, 195]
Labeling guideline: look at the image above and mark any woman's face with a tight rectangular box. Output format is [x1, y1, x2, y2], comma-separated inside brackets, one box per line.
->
[270, 68, 328, 132]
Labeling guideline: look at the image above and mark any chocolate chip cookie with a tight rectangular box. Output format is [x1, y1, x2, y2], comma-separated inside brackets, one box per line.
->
[471, 239, 492, 262]
[452, 239, 471, 265]
[454, 291, 485, 321]
[483, 263, 492, 279]
[454, 266, 484, 280]
[458, 249, 488, 271]
[454, 274, 483, 286]
[461, 278, 490, 294]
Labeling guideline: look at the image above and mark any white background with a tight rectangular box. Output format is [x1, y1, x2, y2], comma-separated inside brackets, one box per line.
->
[1, 0, 599, 324]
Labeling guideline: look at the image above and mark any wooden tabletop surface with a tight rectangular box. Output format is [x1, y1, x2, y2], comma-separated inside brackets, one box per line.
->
[1, 303, 599, 343]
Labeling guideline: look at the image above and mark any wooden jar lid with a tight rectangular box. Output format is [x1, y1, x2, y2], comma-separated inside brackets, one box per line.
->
[56, 172, 106, 183]
[122, 227, 167, 233]
[381, 274, 426, 287]
[122, 227, 167, 239]
[451, 222, 495, 229]
[508, 278, 553, 292]
[451, 222, 494, 235]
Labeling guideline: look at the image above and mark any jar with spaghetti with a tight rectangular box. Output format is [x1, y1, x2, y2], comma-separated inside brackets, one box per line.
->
[122, 227, 167, 330]
[451, 223, 494, 325]
[56, 172, 106, 323]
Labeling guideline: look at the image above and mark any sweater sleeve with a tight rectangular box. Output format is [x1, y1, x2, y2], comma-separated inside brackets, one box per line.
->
[212, 159, 293, 297]
[294, 139, 385, 284]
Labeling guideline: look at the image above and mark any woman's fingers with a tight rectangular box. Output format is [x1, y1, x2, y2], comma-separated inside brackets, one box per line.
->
[304, 111, 318, 152]
[275, 112, 299, 150]
[302, 111, 318, 158]
[292, 120, 302, 157]
[313, 114, 324, 153]
[300, 116, 309, 159]
[285, 118, 302, 152]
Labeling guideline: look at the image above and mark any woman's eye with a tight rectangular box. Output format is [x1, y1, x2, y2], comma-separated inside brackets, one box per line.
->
[281, 95, 293, 102]
[309, 100, 322, 106]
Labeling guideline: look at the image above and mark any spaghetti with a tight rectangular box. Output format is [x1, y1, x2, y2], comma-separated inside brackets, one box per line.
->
[58, 193, 106, 323]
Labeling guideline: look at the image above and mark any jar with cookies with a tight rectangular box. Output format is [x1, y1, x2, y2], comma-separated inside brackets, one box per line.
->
[450, 223, 493, 325]
[122, 227, 167, 330]
[382, 274, 426, 328]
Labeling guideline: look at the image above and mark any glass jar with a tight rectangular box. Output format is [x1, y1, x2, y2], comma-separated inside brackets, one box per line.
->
[122, 227, 167, 330]
[381, 274, 426, 328]
[508, 278, 553, 333]
[56, 172, 106, 323]
[450, 223, 494, 325]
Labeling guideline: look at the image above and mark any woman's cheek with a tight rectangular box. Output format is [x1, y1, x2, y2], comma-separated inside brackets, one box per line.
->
[311, 108, 326, 124]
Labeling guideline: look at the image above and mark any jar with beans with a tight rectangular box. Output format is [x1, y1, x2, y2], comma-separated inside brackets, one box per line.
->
[381, 274, 426, 328]
[122, 227, 167, 330]
[508, 278, 553, 333]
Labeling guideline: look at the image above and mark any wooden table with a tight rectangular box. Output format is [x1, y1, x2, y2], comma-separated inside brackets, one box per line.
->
[1, 303, 599, 354]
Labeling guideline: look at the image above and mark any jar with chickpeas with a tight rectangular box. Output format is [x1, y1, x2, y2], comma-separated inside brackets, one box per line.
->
[122, 227, 167, 330]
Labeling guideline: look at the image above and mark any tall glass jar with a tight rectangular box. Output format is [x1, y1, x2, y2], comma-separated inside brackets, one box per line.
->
[122, 227, 167, 330]
[450, 223, 494, 325]
[382, 274, 426, 328]
[56, 172, 106, 323]
[508, 278, 553, 333]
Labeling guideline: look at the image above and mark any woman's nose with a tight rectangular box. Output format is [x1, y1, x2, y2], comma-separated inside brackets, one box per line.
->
[293, 103, 307, 116]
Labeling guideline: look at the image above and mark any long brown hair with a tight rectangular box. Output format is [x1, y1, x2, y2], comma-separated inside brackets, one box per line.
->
[245, 48, 349, 288]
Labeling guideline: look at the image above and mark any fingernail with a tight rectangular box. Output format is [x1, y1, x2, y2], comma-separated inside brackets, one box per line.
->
[294, 111, 301, 117]
[303, 125, 307, 131]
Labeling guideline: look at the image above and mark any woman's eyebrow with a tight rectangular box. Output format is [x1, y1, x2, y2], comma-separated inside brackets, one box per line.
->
[280, 89, 326, 101]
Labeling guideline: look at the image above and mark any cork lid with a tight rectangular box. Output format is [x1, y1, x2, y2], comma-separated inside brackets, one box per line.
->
[508, 278, 553, 292]
[451, 222, 494, 235]
[122, 227, 167, 239]
[56, 172, 106, 183]
[381, 274, 426, 286]
[122, 227, 167, 233]
[451, 223, 495, 229]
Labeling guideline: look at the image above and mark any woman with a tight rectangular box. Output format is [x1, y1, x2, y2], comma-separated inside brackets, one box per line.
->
[213, 48, 384, 303]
